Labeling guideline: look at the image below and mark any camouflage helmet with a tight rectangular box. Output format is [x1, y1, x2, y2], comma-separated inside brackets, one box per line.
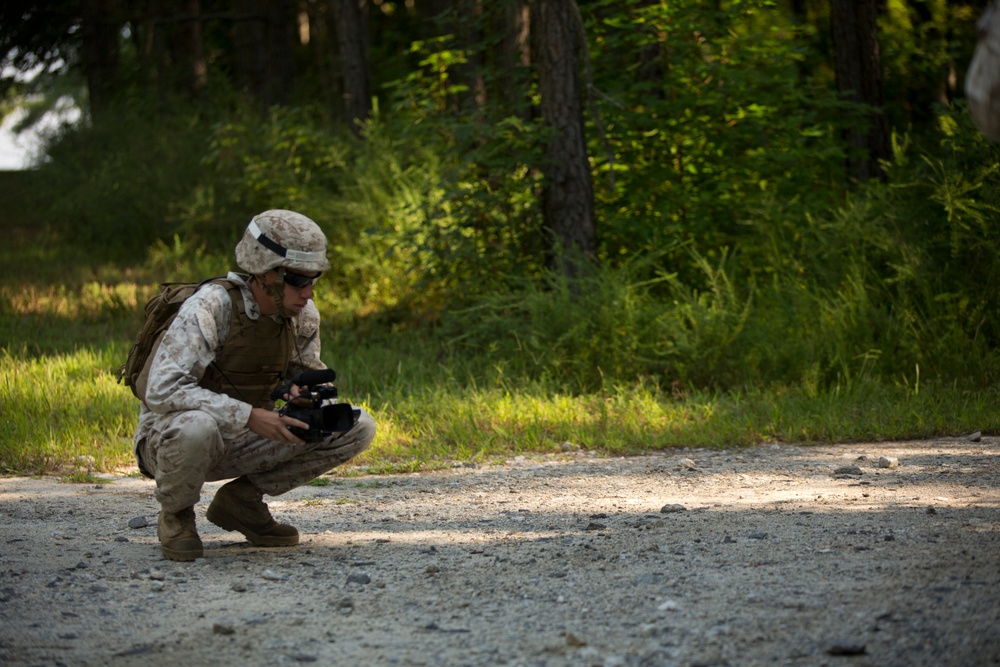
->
[235, 210, 330, 275]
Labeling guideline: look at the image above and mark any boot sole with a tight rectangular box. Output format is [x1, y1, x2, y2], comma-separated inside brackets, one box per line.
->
[205, 507, 299, 547]
[161, 544, 203, 561]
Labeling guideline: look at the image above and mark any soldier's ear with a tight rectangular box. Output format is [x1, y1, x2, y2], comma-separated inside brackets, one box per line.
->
[252, 271, 276, 286]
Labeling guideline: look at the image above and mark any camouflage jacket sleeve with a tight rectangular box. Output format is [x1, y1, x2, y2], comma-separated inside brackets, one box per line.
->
[143, 283, 251, 439]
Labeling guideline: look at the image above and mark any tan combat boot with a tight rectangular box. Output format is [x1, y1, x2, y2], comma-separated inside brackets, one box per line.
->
[205, 476, 299, 547]
[158, 507, 203, 561]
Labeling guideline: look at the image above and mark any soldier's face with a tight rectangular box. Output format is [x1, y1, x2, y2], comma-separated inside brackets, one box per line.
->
[255, 269, 318, 315]
[281, 270, 319, 312]
[250, 269, 320, 316]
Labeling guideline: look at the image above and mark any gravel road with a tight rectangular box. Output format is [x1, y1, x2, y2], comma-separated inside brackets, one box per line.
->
[1, 437, 998, 666]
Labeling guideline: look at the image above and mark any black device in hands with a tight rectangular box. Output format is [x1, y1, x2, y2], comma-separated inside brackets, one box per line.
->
[271, 369, 359, 442]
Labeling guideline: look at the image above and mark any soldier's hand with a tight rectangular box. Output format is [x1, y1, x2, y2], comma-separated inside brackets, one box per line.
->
[247, 407, 308, 444]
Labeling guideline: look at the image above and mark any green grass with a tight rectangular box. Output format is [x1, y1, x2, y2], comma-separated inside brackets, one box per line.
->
[341, 372, 998, 475]
[6, 316, 993, 476]
[0, 346, 136, 473]
[1, 193, 995, 476]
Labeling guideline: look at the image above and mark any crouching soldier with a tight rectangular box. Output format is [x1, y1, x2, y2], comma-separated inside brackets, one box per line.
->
[129, 210, 376, 561]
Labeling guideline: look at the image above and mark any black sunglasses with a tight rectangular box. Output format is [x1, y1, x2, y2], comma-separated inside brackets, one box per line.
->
[283, 271, 321, 289]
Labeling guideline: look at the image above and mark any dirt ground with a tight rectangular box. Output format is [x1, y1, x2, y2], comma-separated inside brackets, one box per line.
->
[1, 436, 998, 667]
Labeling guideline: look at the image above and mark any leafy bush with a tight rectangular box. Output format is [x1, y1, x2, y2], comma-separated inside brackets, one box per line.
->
[582, 0, 850, 267]
[12, 0, 1000, 398]
[180, 104, 352, 247]
[439, 248, 737, 392]
[432, 103, 1000, 394]
[33, 96, 210, 259]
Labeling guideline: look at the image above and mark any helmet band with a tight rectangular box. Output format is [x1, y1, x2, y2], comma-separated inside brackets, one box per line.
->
[248, 220, 327, 263]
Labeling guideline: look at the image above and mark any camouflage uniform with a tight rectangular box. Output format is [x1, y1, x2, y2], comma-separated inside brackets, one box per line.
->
[135, 273, 375, 512]
[134, 271, 376, 513]
[132, 210, 373, 560]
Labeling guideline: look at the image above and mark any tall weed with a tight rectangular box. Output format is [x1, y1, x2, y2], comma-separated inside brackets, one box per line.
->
[440, 249, 757, 392]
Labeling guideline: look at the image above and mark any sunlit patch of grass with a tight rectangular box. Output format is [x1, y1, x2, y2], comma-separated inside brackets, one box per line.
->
[0, 282, 151, 318]
[5, 325, 1000, 476]
[343, 382, 724, 473]
[1, 347, 138, 475]
[59, 471, 112, 484]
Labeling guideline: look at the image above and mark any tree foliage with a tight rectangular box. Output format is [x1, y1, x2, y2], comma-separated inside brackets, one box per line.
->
[4, 0, 1000, 392]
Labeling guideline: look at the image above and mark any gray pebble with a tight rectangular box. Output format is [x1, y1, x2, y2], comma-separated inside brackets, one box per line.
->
[833, 465, 863, 476]
[127, 516, 149, 529]
[660, 503, 687, 513]
[347, 572, 371, 585]
[826, 641, 866, 656]
[877, 456, 899, 468]
[212, 622, 235, 635]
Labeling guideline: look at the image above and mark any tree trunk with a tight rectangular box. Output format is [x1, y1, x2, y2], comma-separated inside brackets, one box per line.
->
[496, 0, 532, 121]
[830, 0, 890, 183]
[533, 0, 597, 280]
[136, 0, 208, 100]
[457, 0, 487, 110]
[233, 0, 296, 109]
[174, 0, 207, 97]
[81, 0, 121, 120]
[303, 1, 338, 116]
[331, 0, 371, 136]
[419, 0, 451, 40]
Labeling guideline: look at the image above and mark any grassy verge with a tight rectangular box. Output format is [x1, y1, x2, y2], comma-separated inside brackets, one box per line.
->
[3, 289, 995, 477]
[3, 330, 994, 477]
[1, 202, 994, 476]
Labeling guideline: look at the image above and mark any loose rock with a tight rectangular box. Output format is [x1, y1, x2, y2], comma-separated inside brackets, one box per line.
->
[212, 622, 235, 636]
[826, 641, 866, 656]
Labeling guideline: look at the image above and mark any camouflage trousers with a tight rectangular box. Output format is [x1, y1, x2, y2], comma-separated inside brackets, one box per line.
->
[136, 408, 376, 513]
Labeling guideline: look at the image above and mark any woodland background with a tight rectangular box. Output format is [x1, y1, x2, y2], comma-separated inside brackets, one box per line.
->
[2, 0, 1000, 473]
